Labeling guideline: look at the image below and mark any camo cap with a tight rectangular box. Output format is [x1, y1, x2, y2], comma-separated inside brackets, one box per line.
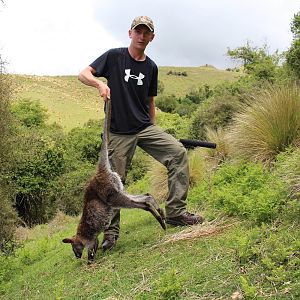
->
[131, 16, 154, 32]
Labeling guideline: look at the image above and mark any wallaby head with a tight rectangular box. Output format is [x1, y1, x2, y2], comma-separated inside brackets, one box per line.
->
[62, 236, 84, 259]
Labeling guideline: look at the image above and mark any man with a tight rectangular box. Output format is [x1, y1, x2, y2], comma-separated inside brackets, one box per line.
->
[78, 16, 204, 251]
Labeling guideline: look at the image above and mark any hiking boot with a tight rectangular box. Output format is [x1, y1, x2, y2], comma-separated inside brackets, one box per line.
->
[166, 212, 204, 226]
[101, 234, 118, 252]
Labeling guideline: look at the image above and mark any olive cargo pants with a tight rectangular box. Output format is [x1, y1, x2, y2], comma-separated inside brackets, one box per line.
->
[105, 124, 189, 237]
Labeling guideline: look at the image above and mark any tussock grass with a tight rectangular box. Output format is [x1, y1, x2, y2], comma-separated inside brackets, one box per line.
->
[228, 84, 300, 164]
[275, 148, 300, 200]
[204, 126, 230, 164]
[148, 148, 208, 202]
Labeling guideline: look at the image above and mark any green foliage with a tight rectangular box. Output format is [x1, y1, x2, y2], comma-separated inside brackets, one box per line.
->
[235, 224, 300, 296]
[154, 269, 184, 300]
[0, 56, 17, 248]
[189, 162, 286, 224]
[155, 84, 213, 117]
[50, 161, 95, 215]
[239, 276, 257, 299]
[11, 125, 65, 225]
[156, 111, 191, 139]
[65, 119, 102, 165]
[185, 84, 213, 104]
[286, 12, 300, 78]
[190, 93, 241, 140]
[156, 94, 178, 113]
[228, 84, 300, 164]
[275, 148, 300, 201]
[175, 97, 197, 116]
[0, 189, 17, 250]
[157, 79, 165, 94]
[227, 42, 281, 82]
[11, 99, 48, 127]
[126, 148, 152, 186]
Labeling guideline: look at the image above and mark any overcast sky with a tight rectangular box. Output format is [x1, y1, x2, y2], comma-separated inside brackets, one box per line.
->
[0, 0, 299, 75]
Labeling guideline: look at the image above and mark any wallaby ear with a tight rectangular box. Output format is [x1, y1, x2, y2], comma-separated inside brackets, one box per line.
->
[62, 238, 74, 244]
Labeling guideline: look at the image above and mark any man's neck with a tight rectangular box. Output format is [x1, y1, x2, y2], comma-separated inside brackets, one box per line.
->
[128, 46, 146, 61]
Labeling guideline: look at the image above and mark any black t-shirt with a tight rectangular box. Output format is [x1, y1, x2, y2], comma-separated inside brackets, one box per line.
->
[90, 47, 158, 134]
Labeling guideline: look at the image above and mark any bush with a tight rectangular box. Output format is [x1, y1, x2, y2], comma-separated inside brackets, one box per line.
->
[235, 224, 300, 296]
[227, 84, 300, 164]
[156, 111, 191, 139]
[188, 162, 286, 224]
[126, 148, 152, 186]
[0, 55, 17, 248]
[50, 161, 95, 215]
[11, 99, 48, 128]
[190, 93, 241, 140]
[0, 189, 17, 250]
[156, 95, 178, 114]
[11, 126, 65, 225]
[65, 119, 102, 165]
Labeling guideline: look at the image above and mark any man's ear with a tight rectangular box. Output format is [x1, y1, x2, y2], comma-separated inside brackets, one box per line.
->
[62, 238, 74, 244]
[128, 29, 133, 39]
[149, 33, 155, 42]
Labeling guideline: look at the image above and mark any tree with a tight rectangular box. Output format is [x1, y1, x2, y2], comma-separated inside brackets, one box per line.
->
[227, 42, 281, 82]
[286, 12, 300, 78]
[0, 55, 17, 248]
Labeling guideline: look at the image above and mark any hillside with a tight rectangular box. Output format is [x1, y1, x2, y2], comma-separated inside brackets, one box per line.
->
[11, 67, 240, 131]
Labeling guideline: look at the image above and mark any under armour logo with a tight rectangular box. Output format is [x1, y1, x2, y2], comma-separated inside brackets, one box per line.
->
[124, 69, 145, 85]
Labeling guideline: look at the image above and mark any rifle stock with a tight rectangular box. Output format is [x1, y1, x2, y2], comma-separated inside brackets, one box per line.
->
[179, 139, 217, 149]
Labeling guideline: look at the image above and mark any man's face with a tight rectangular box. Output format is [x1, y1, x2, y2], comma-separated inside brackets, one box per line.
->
[129, 25, 155, 50]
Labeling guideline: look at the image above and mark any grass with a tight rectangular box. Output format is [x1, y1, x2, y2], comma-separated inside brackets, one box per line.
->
[228, 84, 300, 164]
[0, 210, 245, 300]
[11, 75, 103, 131]
[2, 206, 299, 299]
[11, 67, 240, 131]
[159, 66, 240, 97]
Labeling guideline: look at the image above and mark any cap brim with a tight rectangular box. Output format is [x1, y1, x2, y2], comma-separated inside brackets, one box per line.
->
[131, 23, 154, 32]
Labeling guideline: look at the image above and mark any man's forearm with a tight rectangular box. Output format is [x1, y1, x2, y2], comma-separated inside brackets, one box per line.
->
[78, 66, 101, 89]
[78, 66, 110, 99]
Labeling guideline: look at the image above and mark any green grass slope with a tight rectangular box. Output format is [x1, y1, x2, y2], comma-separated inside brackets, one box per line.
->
[11, 75, 102, 131]
[159, 66, 240, 97]
[0, 210, 245, 300]
[11, 67, 240, 131]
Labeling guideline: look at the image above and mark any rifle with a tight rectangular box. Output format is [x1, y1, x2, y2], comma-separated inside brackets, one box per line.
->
[179, 139, 217, 149]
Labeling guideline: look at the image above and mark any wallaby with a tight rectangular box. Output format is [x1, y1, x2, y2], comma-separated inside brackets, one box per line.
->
[62, 98, 166, 263]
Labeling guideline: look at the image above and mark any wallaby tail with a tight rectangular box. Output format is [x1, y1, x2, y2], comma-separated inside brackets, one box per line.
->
[99, 98, 111, 167]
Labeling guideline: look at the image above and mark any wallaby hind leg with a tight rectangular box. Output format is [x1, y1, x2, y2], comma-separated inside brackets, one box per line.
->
[109, 192, 166, 230]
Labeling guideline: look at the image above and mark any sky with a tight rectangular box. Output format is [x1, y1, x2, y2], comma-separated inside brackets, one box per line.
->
[0, 0, 299, 75]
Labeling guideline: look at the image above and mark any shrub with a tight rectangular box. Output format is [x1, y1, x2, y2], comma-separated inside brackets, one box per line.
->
[65, 119, 102, 165]
[275, 147, 300, 200]
[154, 269, 184, 300]
[204, 127, 230, 164]
[175, 97, 197, 116]
[235, 225, 300, 296]
[156, 111, 191, 139]
[49, 161, 95, 215]
[0, 189, 17, 250]
[126, 148, 152, 186]
[190, 93, 241, 140]
[11, 99, 48, 128]
[227, 84, 300, 164]
[188, 162, 286, 224]
[11, 126, 65, 225]
[0, 55, 17, 248]
[156, 94, 178, 114]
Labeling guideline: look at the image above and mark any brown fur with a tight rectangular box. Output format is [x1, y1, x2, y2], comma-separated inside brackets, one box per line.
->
[62, 100, 165, 263]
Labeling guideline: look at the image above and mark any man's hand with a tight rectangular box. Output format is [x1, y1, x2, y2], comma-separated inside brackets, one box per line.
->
[97, 81, 110, 101]
[78, 66, 110, 101]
